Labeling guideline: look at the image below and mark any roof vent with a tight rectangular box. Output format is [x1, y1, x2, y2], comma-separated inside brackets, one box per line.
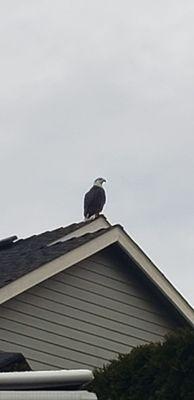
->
[0, 236, 18, 250]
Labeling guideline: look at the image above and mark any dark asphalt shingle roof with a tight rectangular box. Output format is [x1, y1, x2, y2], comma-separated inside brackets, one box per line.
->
[0, 221, 110, 290]
[0, 352, 31, 372]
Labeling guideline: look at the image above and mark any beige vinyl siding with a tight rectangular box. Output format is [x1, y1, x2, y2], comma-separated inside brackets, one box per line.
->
[0, 249, 178, 370]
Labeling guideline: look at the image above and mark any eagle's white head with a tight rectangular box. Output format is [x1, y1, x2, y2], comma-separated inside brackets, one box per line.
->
[94, 177, 106, 187]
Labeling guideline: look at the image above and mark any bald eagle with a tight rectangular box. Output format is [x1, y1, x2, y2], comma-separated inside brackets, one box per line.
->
[84, 177, 106, 220]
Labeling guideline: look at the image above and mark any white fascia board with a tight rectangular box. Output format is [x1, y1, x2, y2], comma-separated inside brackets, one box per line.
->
[0, 228, 119, 305]
[118, 229, 194, 327]
[49, 216, 110, 245]
[0, 391, 97, 400]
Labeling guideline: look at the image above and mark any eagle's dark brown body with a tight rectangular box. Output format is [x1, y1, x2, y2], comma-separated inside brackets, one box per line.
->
[84, 185, 106, 219]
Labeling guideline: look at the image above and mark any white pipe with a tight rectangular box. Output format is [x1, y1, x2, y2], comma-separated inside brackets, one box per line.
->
[0, 370, 93, 390]
[0, 391, 97, 400]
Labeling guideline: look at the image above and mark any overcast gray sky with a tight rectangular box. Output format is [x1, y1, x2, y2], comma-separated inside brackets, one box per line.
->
[1, 1, 194, 306]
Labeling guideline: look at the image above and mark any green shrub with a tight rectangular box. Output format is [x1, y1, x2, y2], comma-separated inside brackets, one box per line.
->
[89, 329, 194, 400]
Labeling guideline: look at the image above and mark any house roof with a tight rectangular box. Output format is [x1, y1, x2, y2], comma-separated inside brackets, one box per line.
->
[0, 352, 31, 372]
[0, 224, 109, 290]
[0, 216, 193, 328]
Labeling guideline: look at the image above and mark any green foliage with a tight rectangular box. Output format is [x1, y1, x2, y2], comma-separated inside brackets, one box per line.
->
[89, 329, 194, 400]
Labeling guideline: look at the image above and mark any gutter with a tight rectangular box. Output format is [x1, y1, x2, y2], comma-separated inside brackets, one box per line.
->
[0, 369, 93, 390]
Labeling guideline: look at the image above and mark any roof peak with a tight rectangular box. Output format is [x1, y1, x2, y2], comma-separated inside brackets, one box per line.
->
[48, 215, 110, 246]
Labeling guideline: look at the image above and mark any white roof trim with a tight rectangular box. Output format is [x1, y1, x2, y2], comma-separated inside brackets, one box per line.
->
[0, 224, 193, 327]
[117, 229, 194, 327]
